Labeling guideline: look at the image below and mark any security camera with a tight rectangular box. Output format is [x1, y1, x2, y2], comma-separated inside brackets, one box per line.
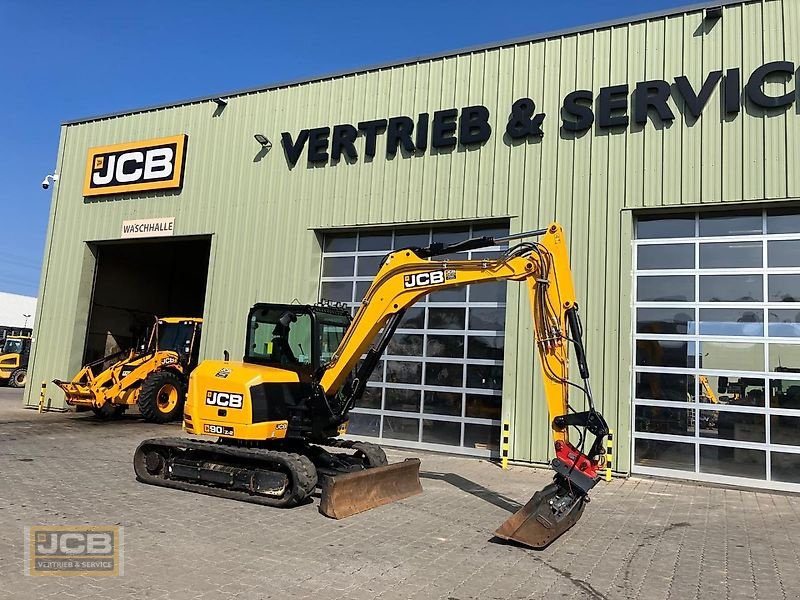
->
[41, 173, 59, 189]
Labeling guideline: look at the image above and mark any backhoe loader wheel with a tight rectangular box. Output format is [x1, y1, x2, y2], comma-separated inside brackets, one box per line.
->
[9, 369, 27, 388]
[138, 371, 185, 424]
[91, 404, 127, 420]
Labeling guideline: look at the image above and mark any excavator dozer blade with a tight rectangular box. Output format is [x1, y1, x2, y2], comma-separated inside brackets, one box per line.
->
[319, 458, 422, 519]
[494, 481, 586, 550]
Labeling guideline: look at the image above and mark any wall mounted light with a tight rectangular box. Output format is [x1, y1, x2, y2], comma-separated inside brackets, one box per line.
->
[254, 134, 272, 151]
[705, 6, 723, 20]
[213, 97, 228, 108]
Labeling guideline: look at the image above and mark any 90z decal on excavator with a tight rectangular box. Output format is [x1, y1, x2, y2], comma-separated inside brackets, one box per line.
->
[205, 391, 243, 408]
[203, 424, 234, 436]
[403, 270, 456, 288]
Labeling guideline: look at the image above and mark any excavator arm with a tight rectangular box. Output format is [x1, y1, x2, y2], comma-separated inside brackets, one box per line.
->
[320, 222, 608, 548]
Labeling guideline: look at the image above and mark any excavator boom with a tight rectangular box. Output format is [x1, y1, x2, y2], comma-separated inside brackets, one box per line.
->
[317, 223, 608, 547]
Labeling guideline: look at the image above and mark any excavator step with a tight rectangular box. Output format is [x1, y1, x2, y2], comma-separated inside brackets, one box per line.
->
[318, 458, 422, 519]
[494, 481, 586, 549]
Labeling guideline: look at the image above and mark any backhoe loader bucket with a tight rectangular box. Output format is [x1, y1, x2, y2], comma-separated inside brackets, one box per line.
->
[318, 458, 422, 519]
[494, 481, 586, 549]
[52, 378, 96, 404]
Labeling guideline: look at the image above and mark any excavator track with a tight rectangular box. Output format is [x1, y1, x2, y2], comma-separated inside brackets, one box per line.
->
[133, 437, 318, 508]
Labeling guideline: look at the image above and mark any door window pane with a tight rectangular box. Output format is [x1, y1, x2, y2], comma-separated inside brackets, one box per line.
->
[636, 216, 695, 239]
[324, 235, 357, 252]
[768, 240, 800, 268]
[769, 344, 800, 373]
[465, 394, 501, 419]
[767, 210, 800, 234]
[699, 445, 765, 479]
[385, 388, 421, 412]
[394, 230, 429, 248]
[387, 334, 423, 356]
[699, 242, 762, 268]
[636, 340, 693, 368]
[768, 310, 800, 337]
[699, 375, 765, 407]
[700, 275, 763, 302]
[635, 405, 694, 436]
[770, 379, 800, 410]
[322, 256, 355, 277]
[357, 255, 384, 276]
[347, 412, 381, 436]
[469, 308, 505, 330]
[432, 228, 470, 244]
[428, 308, 465, 329]
[467, 336, 504, 360]
[383, 416, 419, 441]
[466, 365, 503, 390]
[469, 281, 507, 303]
[771, 452, 800, 483]
[698, 309, 764, 336]
[637, 276, 694, 302]
[426, 335, 464, 358]
[635, 372, 695, 402]
[424, 391, 462, 416]
[399, 307, 425, 329]
[357, 386, 382, 409]
[699, 342, 764, 372]
[769, 275, 800, 302]
[428, 287, 467, 302]
[699, 212, 762, 236]
[386, 361, 422, 384]
[321, 281, 353, 303]
[464, 424, 500, 451]
[700, 411, 765, 442]
[634, 438, 695, 470]
[425, 363, 463, 387]
[355, 281, 371, 302]
[358, 233, 392, 251]
[637, 244, 694, 270]
[770, 414, 800, 446]
[636, 308, 693, 335]
[422, 419, 461, 445]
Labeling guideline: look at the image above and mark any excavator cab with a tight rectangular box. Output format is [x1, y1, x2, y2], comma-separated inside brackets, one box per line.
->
[245, 303, 351, 372]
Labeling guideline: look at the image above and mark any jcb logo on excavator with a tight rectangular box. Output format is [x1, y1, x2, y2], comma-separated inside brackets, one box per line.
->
[205, 391, 243, 409]
[404, 270, 456, 289]
[404, 271, 443, 288]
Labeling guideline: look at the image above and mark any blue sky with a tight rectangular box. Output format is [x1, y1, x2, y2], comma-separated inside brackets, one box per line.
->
[0, 0, 688, 297]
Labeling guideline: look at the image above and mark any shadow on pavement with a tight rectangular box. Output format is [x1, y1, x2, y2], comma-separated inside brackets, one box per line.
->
[420, 471, 522, 513]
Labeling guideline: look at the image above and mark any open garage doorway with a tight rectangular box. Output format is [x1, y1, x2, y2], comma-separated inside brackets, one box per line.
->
[83, 236, 211, 363]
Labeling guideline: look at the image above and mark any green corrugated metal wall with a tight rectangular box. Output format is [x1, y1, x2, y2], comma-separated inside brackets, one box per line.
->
[25, 0, 800, 471]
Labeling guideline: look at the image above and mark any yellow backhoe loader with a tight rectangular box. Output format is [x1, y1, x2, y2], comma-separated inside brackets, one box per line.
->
[0, 335, 31, 388]
[54, 317, 202, 422]
[134, 223, 608, 549]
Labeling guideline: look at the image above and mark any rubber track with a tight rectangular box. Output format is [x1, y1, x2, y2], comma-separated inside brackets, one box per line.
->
[133, 437, 317, 508]
[324, 439, 388, 467]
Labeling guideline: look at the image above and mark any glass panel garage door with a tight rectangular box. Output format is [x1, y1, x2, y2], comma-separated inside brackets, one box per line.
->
[633, 210, 800, 490]
[320, 223, 509, 457]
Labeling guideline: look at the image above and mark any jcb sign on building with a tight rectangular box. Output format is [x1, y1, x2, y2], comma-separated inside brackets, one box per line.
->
[83, 134, 188, 197]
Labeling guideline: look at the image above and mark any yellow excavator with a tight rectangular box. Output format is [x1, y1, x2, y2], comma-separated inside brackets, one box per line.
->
[0, 334, 31, 388]
[134, 223, 609, 549]
[54, 317, 202, 422]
